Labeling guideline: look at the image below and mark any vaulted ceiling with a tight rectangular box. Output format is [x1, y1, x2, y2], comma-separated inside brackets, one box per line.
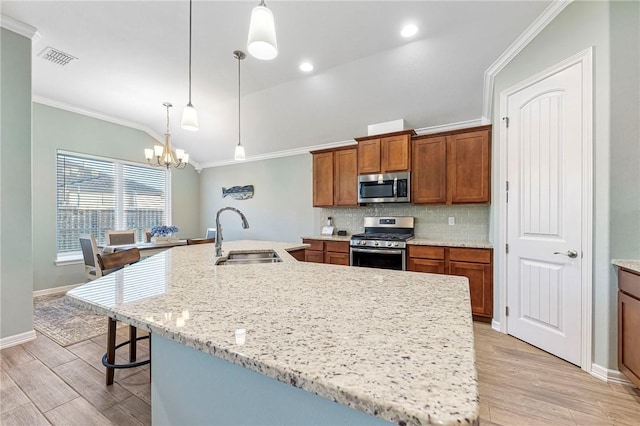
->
[2, 1, 551, 167]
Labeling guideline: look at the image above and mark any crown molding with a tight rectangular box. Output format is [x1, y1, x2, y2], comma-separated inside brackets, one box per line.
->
[414, 118, 486, 136]
[200, 118, 485, 169]
[33, 96, 202, 171]
[481, 0, 572, 121]
[1, 13, 40, 42]
[199, 139, 358, 169]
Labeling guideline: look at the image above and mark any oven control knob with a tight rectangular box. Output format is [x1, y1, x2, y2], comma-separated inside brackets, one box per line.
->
[386, 241, 392, 247]
[360, 240, 366, 246]
[393, 242, 399, 247]
[373, 241, 379, 246]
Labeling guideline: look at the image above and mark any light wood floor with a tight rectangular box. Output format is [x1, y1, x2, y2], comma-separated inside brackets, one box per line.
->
[1, 322, 638, 425]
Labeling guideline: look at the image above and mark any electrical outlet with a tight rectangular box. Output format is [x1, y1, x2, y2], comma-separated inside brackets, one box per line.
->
[448, 216, 455, 226]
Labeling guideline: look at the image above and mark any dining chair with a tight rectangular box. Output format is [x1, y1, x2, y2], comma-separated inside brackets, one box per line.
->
[187, 237, 216, 245]
[79, 234, 102, 281]
[205, 228, 216, 239]
[106, 229, 136, 245]
[95, 247, 149, 385]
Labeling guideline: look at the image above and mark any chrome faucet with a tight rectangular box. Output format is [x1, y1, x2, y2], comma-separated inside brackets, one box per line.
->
[215, 207, 250, 256]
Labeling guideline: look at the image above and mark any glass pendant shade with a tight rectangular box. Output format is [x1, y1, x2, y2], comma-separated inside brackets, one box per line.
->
[247, 4, 278, 60]
[181, 103, 199, 131]
[234, 144, 246, 161]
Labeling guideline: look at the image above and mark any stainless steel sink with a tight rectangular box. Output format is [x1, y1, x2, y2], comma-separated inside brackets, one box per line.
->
[215, 250, 282, 265]
[227, 250, 280, 260]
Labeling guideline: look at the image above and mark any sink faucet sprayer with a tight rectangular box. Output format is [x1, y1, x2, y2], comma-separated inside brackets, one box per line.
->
[215, 207, 250, 256]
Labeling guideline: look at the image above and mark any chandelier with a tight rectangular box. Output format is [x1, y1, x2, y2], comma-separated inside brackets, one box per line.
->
[145, 102, 190, 169]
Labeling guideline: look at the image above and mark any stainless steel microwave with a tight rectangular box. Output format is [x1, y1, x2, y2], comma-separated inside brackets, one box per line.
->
[358, 172, 410, 203]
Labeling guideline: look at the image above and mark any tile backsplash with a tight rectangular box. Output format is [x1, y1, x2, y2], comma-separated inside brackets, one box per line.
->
[320, 205, 489, 241]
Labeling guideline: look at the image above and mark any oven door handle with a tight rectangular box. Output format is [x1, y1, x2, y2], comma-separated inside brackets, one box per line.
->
[350, 247, 404, 255]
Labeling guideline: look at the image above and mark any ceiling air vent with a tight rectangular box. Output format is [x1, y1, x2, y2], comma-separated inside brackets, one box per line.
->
[37, 46, 77, 66]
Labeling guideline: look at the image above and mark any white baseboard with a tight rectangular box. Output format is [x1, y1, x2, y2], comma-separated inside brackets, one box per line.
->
[491, 319, 501, 332]
[591, 363, 637, 387]
[0, 330, 36, 349]
[33, 283, 82, 297]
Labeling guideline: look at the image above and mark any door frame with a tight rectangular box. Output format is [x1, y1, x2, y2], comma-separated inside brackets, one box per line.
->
[497, 47, 593, 371]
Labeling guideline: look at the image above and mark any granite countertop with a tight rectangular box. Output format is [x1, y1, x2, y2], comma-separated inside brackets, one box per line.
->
[302, 235, 492, 249]
[612, 259, 640, 274]
[409, 239, 493, 249]
[67, 240, 479, 426]
[301, 235, 352, 242]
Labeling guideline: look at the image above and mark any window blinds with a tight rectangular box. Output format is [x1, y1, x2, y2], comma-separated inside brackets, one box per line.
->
[56, 152, 169, 255]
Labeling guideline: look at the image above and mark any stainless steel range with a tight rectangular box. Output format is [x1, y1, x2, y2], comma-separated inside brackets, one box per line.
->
[350, 216, 414, 271]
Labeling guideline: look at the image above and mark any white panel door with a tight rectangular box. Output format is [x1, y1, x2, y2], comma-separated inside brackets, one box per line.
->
[505, 61, 583, 365]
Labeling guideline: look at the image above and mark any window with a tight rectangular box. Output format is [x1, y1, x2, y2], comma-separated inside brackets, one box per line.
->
[56, 151, 170, 259]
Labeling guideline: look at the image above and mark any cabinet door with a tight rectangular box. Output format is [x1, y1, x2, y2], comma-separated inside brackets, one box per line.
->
[449, 261, 493, 318]
[619, 290, 640, 388]
[447, 130, 491, 204]
[334, 148, 358, 206]
[305, 250, 325, 263]
[358, 139, 381, 174]
[313, 152, 334, 207]
[412, 136, 447, 204]
[288, 249, 306, 261]
[381, 134, 411, 172]
[408, 258, 445, 274]
[326, 252, 350, 266]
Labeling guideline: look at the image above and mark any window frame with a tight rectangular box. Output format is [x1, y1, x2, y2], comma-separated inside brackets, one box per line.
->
[55, 150, 172, 263]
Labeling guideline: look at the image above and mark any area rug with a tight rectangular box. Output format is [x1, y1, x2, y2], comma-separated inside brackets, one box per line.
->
[33, 292, 121, 347]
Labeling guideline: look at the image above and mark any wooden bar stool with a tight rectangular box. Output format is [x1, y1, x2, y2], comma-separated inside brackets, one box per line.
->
[96, 248, 150, 385]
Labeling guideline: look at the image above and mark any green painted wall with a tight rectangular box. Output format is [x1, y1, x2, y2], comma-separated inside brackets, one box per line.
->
[32, 103, 201, 291]
[199, 154, 317, 244]
[0, 28, 33, 339]
[491, 0, 640, 369]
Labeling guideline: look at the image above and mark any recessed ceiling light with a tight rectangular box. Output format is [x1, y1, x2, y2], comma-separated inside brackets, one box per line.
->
[401, 24, 418, 38]
[299, 62, 314, 72]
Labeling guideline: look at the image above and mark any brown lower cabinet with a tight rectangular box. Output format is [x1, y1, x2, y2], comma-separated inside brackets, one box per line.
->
[302, 239, 350, 266]
[618, 268, 640, 388]
[408, 245, 493, 321]
[287, 249, 306, 261]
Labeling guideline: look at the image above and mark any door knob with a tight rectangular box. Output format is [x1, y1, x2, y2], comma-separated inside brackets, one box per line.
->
[554, 249, 578, 258]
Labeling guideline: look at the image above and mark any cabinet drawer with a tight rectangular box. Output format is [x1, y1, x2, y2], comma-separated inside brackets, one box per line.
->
[302, 239, 324, 251]
[325, 241, 349, 253]
[619, 269, 640, 300]
[449, 248, 491, 264]
[408, 245, 445, 260]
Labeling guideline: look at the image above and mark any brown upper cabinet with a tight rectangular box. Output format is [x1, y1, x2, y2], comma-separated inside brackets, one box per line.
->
[412, 125, 491, 204]
[311, 146, 358, 207]
[355, 130, 416, 174]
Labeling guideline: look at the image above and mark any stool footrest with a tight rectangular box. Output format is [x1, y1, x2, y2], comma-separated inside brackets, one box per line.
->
[102, 335, 150, 369]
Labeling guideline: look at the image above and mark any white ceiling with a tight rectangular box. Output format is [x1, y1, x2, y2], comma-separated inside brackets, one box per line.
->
[2, 1, 551, 168]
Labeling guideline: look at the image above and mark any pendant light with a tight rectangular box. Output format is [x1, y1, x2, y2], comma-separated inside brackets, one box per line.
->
[247, 0, 278, 60]
[233, 50, 246, 161]
[181, 0, 199, 131]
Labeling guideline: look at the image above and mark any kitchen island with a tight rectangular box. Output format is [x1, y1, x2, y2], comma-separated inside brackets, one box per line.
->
[67, 240, 479, 425]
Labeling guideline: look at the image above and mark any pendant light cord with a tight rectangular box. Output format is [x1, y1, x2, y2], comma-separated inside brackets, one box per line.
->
[166, 104, 170, 133]
[188, 0, 193, 105]
[237, 54, 241, 146]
